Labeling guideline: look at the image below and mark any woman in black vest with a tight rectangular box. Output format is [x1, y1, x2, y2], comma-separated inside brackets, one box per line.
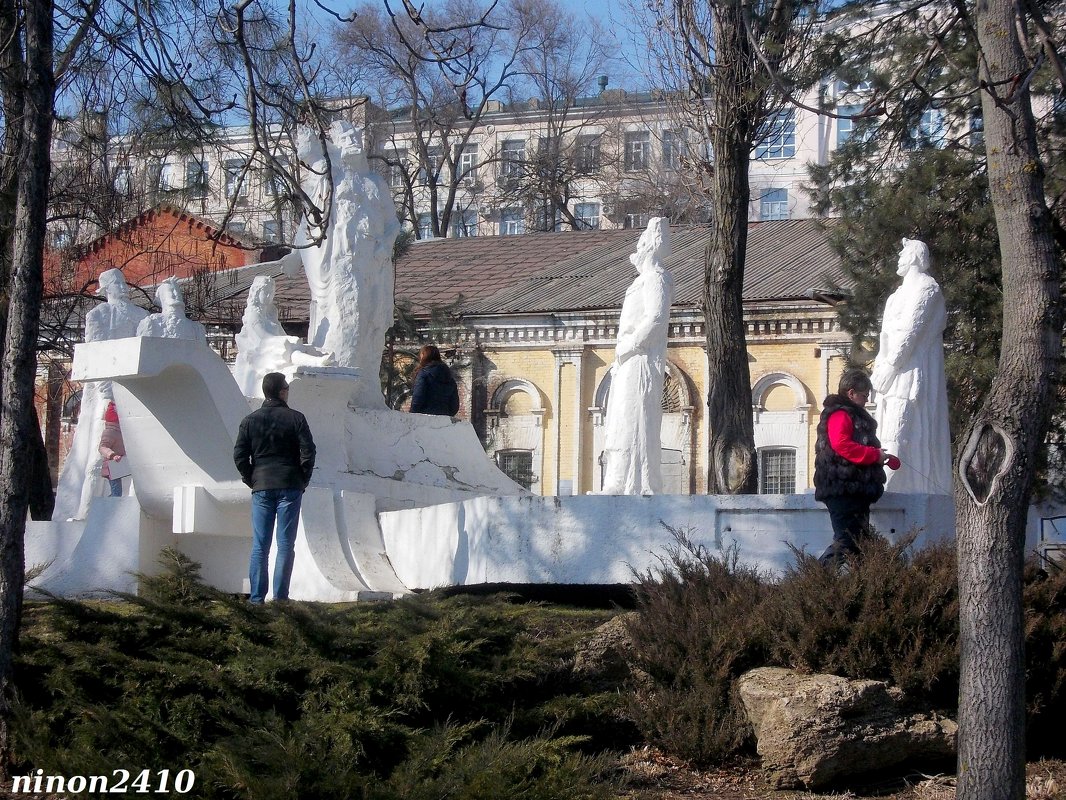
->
[813, 369, 901, 566]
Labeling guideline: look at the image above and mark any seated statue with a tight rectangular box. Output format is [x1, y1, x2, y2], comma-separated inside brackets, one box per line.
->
[234, 275, 336, 398]
[136, 277, 208, 344]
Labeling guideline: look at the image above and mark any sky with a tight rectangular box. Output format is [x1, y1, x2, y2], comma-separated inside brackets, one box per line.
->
[302, 0, 652, 92]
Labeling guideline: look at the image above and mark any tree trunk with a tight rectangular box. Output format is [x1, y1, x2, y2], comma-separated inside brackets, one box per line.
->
[703, 1, 758, 495]
[0, 0, 54, 772]
[955, 0, 1062, 797]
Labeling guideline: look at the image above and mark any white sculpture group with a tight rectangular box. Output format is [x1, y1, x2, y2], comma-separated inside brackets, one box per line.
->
[35, 120, 967, 606]
[51, 124, 954, 585]
[52, 271, 211, 520]
[54, 121, 413, 520]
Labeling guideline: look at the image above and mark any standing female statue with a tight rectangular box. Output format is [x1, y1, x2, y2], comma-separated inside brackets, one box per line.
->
[601, 218, 675, 495]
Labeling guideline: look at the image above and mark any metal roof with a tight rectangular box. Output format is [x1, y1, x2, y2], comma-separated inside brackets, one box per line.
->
[187, 218, 846, 325]
[457, 219, 846, 316]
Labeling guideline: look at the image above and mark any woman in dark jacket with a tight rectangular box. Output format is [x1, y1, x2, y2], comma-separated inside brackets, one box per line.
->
[409, 344, 460, 416]
[814, 368, 900, 566]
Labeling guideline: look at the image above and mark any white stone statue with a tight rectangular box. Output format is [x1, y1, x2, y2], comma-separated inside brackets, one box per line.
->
[234, 275, 336, 398]
[295, 120, 401, 408]
[53, 268, 148, 521]
[136, 277, 208, 344]
[871, 238, 952, 494]
[601, 217, 675, 495]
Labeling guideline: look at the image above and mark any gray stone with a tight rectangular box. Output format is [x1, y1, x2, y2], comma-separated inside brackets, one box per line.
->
[737, 666, 957, 789]
[573, 613, 637, 684]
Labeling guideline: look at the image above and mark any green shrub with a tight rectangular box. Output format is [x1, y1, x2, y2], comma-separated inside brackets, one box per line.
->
[372, 722, 616, 800]
[761, 535, 959, 709]
[626, 527, 768, 764]
[14, 553, 625, 798]
[629, 528, 1066, 765]
[1024, 560, 1066, 755]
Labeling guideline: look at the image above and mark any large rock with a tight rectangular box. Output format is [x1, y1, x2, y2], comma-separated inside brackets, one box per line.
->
[737, 667, 957, 789]
[573, 613, 638, 684]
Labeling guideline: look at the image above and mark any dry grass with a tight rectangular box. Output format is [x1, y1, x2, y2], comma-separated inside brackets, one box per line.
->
[617, 753, 1066, 800]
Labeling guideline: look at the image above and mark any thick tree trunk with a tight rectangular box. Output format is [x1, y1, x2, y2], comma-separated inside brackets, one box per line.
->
[955, 0, 1062, 797]
[703, 2, 758, 495]
[0, 0, 54, 772]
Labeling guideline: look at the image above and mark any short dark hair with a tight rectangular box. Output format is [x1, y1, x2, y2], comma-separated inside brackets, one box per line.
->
[262, 372, 288, 400]
[838, 368, 872, 396]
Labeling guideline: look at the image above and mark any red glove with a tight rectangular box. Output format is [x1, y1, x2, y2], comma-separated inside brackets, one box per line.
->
[886, 455, 901, 471]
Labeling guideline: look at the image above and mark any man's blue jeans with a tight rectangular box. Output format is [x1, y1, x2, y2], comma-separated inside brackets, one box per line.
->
[249, 488, 303, 603]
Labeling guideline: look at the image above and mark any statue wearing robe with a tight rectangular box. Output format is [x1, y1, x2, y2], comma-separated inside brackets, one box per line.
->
[602, 218, 675, 495]
[53, 269, 147, 520]
[871, 238, 952, 494]
[234, 275, 335, 397]
[295, 121, 401, 408]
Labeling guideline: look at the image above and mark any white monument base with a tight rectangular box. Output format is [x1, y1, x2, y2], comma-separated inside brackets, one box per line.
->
[379, 493, 957, 590]
[25, 497, 173, 598]
[35, 336, 963, 602]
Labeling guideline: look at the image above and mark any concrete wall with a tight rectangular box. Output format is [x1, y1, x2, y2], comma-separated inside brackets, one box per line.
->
[380, 492, 956, 590]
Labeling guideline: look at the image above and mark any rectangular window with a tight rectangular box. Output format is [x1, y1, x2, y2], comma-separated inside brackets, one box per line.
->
[535, 203, 562, 232]
[387, 148, 408, 190]
[264, 158, 288, 196]
[760, 188, 789, 221]
[624, 130, 650, 171]
[755, 110, 796, 160]
[185, 160, 208, 197]
[228, 221, 247, 234]
[759, 448, 796, 494]
[575, 134, 601, 173]
[152, 161, 176, 193]
[224, 158, 248, 198]
[419, 147, 442, 185]
[969, 109, 984, 149]
[662, 129, 686, 170]
[905, 108, 947, 150]
[417, 212, 436, 239]
[836, 105, 860, 147]
[262, 219, 280, 242]
[500, 207, 525, 236]
[456, 144, 478, 184]
[497, 450, 534, 491]
[500, 139, 525, 184]
[452, 209, 477, 237]
[623, 212, 649, 230]
[836, 78, 873, 96]
[575, 202, 601, 230]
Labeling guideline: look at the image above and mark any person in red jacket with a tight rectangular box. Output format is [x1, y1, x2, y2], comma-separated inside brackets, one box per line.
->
[98, 401, 128, 497]
[813, 369, 901, 566]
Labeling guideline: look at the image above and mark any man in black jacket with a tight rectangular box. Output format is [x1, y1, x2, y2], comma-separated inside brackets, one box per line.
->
[233, 372, 316, 603]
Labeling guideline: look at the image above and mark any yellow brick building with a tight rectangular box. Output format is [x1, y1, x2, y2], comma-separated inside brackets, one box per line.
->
[386, 219, 854, 496]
